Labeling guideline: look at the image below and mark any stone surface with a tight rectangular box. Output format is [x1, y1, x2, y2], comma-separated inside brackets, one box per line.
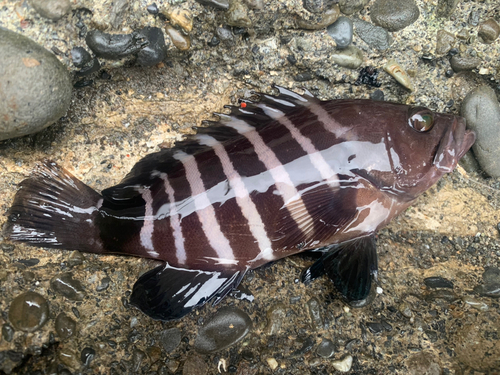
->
[436, 0, 460, 18]
[338, 0, 369, 15]
[370, 0, 419, 31]
[0, 28, 71, 141]
[478, 19, 500, 44]
[326, 16, 353, 49]
[50, 272, 86, 301]
[461, 85, 500, 177]
[330, 46, 364, 69]
[136, 26, 167, 66]
[28, 0, 71, 21]
[353, 17, 393, 50]
[435, 29, 455, 55]
[450, 55, 481, 72]
[55, 312, 76, 340]
[8, 292, 49, 332]
[85, 30, 148, 59]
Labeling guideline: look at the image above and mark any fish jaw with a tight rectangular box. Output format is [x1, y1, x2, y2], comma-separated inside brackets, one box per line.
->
[433, 117, 476, 173]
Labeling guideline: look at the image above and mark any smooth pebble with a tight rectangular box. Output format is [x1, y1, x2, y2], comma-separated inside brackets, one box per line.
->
[370, 0, 419, 31]
[9, 292, 49, 332]
[55, 312, 76, 340]
[51, 272, 86, 301]
[327, 16, 353, 49]
[353, 18, 393, 51]
[136, 26, 167, 67]
[29, 0, 71, 20]
[332, 355, 353, 372]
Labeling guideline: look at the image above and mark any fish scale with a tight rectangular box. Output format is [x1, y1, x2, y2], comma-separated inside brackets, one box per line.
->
[4, 86, 475, 321]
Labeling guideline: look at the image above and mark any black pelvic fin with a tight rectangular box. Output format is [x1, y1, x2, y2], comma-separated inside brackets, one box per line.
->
[301, 236, 378, 305]
[129, 264, 247, 321]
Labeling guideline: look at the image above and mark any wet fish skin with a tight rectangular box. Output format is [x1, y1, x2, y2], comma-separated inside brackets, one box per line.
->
[4, 86, 475, 321]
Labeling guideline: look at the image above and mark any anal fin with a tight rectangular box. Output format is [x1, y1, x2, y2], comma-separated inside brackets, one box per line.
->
[129, 264, 247, 321]
[301, 236, 378, 306]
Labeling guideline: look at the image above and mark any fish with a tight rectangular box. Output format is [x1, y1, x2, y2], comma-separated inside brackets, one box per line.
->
[4, 86, 476, 321]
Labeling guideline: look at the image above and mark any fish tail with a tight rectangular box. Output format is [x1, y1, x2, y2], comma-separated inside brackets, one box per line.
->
[4, 160, 105, 253]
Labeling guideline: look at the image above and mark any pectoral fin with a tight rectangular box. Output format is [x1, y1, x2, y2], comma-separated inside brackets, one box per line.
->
[301, 236, 378, 306]
[130, 264, 247, 321]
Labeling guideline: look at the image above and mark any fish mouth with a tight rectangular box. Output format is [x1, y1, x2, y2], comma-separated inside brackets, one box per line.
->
[433, 116, 476, 173]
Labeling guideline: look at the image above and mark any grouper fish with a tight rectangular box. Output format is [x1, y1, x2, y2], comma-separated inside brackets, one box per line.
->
[4, 86, 476, 321]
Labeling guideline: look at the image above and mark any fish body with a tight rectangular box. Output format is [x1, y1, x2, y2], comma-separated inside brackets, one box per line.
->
[5, 87, 475, 320]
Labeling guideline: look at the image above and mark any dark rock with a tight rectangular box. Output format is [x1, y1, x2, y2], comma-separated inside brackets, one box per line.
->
[353, 17, 393, 51]
[265, 303, 286, 335]
[366, 322, 384, 334]
[370, 89, 384, 101]
[2, 324, 14, 342]
[294, 72, 314, 81]
[16, 258, 39, 267]
[195, 0, 229, 10]
[327, 16, 353, 48]
[55, 312, 76, 340]
[136, 26, 167, 66]
[307, 297, 324, 329]
[28, 0, 71, 20]
[96, 276, 111, 291]
[216, 26, 233, 42]
[194, 306, 252, 354]
[316, 338, 335, 358]
[147, 3, 159, 15]
[450, 55, 481, 72]
[50, 272, 86, 301]
[208, 35, 221, 47]
[0, 28, 72, 141]
[8, 292, 49, 332]
[468, 10, 480, 26]
[296, 4, 340, 30]
[159, 327, 182, 353]
[435, 29, 455, 55]
[338, 0, 369, 15]
[86, 30, 148, 60]
[81, 347, 95, 366]
[71, 47, 92, 68]
[290, 336, 315, 357]
[436, 0, 459, 18]
[355, 66, 381, 87]
[461, 85, 500, 177]
[424, 277, 454, 289]
[370, 0, 419, 31]
[68, 251, 85, 267]
[478, 19, 500, 44]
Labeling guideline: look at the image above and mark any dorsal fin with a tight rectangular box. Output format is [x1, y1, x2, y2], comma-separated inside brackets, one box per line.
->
[102, 86, 319, 207]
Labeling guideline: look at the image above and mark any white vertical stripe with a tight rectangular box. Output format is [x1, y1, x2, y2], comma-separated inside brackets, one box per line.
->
[196, 134, 274, 261]
[257, 103, 339, 188]
[139, 188, 159, 257]
[307, 102, 349, 138]
[173, 151, 236, 263]
[223, 118, 314, 233]
[158, 173, 187, 265]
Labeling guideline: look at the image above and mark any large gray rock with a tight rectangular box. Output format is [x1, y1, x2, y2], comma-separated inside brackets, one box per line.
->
[461, 85, 500, 177]
[370, 0, 420, 32]
[0, 28, 72, 141]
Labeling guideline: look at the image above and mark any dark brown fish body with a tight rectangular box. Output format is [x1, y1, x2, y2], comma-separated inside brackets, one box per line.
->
[5, 87, 475, 320]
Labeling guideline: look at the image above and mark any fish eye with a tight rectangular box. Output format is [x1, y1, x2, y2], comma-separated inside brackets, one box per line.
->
[408, 108, 434, 132]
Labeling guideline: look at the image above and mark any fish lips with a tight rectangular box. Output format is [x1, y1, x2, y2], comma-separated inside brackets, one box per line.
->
[433, 117, 476, 173]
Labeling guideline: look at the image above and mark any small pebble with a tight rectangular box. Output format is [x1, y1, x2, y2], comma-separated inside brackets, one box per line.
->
[266, 358, 279, 370]
[55, 312, 77, 340]
[468, 9, 480, 26]
[330, 46, 364, 69]
[406, 351, 441, 375]
[461, 86, 500, 177]
[146, 3, 159, 15]
[370, 0, 419, 32]
[182, 354, 208, 375]
[316, 338, 335, 358]
[478, 19, 500, 44]
[370, 89, 384, 101]
[81, 347, 96, 366]
[332, 355, 353, 372]
[71, 47, 92, 68]
[297, 4, 340, 30]
[86, 30, 148, 60]
[265, 303, 286, 335]
[50, 272, 86, 301]
[9, 291, 49, 332]
[0, 28, 72, 141]
[424, 277, 454, 289]
[29, 0, 71, 20]
[366, 322, 384, 334]
[435, 30, 455, 55]
[195, 0, 229, 10]
[136, 26, 167, 67]
[436, 0, 459, 18]
[68, 251, 85, 267]
[2, 324, 14, 342]
[450, 55, 481, 72]
[307, 297, 323, 329]
[383, 59, 414, 91]
[225, 1, 252, 28]
[338, 0, 369, 15]
[166, 7, 193, 33]
[194, 306, 252, 354]
[463, 296, 489, 311]
[326, 16, 353, 49]
[353, 18, 393, 51]
[131, 349, 146, 371]
[159, 327, 182, 352]
[165, 24, 191, 51]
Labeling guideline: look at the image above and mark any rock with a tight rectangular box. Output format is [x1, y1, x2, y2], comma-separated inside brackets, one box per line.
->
[463, 296, 489, 311]
[450, 55, 481, 72]
[85, 30, 148, 60]
[165, 24, 191, 51]
[331, 46, 364, 69]
[265, 303, 286, 335]
[194, 306, 252, 354]
[435, 29, 455, 55]
[327, 16, 353, 48]
[296, 4, 340, 30]
[0, 28, 72, 141]
[195, 0, 229, 10]
[424, 276, 454, 289]
[71, 47, 92, 68]
[370, 0, 419, 32]
[406, 352, 441, 375]
[436, 0, 459, 18]
[316, 338, 335, 358]
[165, 7, 194, 33]
[2, 324, 14, 342]
[473, 267, 500, 297]
[182, 354, 208, 375]
[353, 18, 393, 51]
[383, 59, 413, 91]
[28, 0, 71, 21]
[146, 3, 159, 15]
[136, 26, 167, 67]
[81, 347, 96, 366]
[159, 327, 182, 352]
[50, 272, 86, 301]
[338, 0, 369, 15]
[307, 297, 323, 329]
[461, 85, 500, 177]
[55, 312, 77, 340]
[478, 19, 500, 44]
[109, 0, 129, 29]
[225, 1, 252, 28]
[332, 355, 353, 372]
[8, 292, 49, 332]
[59, 347, 80, 370]
[370, 89, 384, 101]
[68, 251, 85, 267]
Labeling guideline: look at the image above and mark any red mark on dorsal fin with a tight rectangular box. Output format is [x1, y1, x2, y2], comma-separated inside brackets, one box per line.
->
[240, 102, 247, 108]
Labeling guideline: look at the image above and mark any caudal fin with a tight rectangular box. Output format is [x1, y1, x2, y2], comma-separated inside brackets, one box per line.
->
[4, 160, 104, 253]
